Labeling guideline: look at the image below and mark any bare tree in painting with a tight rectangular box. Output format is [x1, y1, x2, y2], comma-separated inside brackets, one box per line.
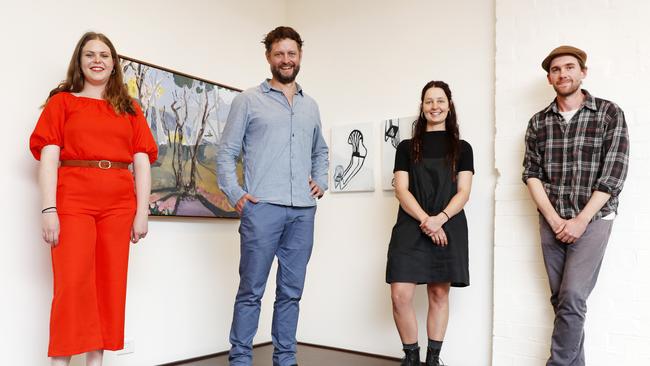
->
[122, 61, 162, 120]
[166, 78, 217, 196]
[170, 89, 190, 191]
[187, 84, 215, 194]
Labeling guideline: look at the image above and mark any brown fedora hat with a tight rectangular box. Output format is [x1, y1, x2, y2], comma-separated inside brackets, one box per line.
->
[541, 45, 587, 72]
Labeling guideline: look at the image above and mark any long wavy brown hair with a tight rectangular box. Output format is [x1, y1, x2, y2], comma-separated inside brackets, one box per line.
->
[410, 80, 460, 178]
[46, 32, 135, 115]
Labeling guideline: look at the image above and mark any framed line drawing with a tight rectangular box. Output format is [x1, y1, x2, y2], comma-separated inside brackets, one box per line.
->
[381, 116, 416, 190]
[121, 55, 242, 218]
[330, 122, 375, 192]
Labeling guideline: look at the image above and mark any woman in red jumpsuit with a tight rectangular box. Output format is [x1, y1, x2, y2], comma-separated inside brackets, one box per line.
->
[29, 32, 157, 366]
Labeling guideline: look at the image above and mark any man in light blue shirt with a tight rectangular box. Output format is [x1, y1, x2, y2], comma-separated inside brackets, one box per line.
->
[216, 26, 328, 366]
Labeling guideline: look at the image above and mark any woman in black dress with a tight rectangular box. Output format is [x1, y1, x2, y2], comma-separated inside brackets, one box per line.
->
[386, 81, 474, 366]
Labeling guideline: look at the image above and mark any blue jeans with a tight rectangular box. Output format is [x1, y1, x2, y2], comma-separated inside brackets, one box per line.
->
[539, 215, 613, 366]
[229, 202, 316, 366]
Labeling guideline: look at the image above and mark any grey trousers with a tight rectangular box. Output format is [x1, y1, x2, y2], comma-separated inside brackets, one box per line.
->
[539, 215, 613, 366]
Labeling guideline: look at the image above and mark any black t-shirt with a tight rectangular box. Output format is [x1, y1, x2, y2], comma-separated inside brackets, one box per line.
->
[394, 131, 474, 173]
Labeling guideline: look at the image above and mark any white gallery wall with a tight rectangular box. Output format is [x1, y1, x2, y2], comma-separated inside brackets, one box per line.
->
[493, 1, 650, 365]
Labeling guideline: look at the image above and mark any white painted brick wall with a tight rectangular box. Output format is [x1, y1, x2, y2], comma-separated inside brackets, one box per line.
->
[495, 1, 650, 365]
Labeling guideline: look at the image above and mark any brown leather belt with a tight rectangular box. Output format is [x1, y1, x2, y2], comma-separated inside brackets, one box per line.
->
[60, 160, 130, 169]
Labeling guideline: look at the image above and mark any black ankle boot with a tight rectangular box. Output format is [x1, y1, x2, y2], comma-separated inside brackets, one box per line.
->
[425, 347, 442, 366]
[400, 347, 420, 366]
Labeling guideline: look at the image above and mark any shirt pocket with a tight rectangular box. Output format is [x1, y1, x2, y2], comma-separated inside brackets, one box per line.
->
[575, 137, 602, 162]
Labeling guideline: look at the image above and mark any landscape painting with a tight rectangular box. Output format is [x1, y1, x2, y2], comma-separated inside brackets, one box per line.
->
[121, 56, 242, 218]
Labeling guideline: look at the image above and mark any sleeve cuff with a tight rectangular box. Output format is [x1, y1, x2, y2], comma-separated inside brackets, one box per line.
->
[595, 183, 618, 197]
[226, 188, 247, 208]
[314, 176, 328, 193]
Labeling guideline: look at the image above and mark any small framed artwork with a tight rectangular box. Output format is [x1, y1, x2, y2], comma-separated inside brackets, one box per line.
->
[381, 116, 416, 190]
[330, 122, 375, 192]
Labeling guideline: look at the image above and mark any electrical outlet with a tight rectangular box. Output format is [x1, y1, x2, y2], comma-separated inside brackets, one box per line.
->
[116, 338, 135, 355]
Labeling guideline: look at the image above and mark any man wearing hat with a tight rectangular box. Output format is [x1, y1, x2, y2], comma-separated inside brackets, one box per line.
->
[522, 45, 629, 365]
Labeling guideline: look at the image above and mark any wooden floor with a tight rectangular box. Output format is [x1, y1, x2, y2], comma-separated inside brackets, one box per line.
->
[163, 343, 400, 366]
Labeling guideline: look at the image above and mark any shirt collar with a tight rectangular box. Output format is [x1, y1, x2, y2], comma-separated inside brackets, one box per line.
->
[261, 79, 304, 96]
[544, 89, 597, 115]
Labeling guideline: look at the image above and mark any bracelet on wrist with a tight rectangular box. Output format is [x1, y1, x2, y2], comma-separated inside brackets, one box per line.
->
[42, 206, 57, 213]
[441, 210, 450, 220]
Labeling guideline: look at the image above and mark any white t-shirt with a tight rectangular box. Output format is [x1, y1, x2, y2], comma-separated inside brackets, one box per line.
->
[559, 109, 579, 123]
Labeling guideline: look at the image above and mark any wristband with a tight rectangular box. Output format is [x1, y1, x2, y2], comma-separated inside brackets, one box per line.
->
[441, 210, 450, 220]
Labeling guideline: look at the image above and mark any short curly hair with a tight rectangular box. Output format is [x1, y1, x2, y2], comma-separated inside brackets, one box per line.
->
[262, 26, 303, 52]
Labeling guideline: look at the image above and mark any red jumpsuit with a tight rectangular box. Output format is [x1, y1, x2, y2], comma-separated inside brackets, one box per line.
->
[29, 92, 157, 357]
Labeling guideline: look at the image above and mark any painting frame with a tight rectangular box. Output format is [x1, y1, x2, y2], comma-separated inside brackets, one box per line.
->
[120, 55, 243, 218]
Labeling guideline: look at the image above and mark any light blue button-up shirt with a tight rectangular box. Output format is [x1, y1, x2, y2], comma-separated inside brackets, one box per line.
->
[217, 80, 329, 207]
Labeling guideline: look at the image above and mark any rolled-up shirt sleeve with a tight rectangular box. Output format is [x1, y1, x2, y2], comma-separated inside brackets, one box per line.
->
[522, 117, 544, 184]
[310, 104, 329, 192]
[216, 94, 249, 207]
[594, 103, 629, 197]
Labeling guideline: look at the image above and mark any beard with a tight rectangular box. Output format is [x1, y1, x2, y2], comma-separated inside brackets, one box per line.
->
[271, 64, 300, 84]
[553, 79, 582, 97]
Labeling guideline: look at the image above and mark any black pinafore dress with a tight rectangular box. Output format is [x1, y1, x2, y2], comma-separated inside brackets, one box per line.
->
[386, 134, 471, 287]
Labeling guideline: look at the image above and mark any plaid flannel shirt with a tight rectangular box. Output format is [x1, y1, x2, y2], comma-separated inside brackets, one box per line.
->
[522, 90, 629, 220]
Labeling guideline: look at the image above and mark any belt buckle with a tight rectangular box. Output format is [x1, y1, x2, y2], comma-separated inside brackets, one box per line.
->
[98, 160, 112, 169]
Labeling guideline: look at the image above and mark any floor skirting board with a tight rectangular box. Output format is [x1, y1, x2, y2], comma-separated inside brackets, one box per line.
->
[158, 342, 406, 366]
